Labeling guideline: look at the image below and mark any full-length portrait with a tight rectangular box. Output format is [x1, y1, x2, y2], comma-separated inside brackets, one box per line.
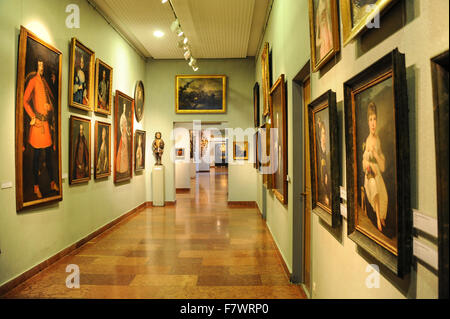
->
[114, 91, 134, 183]
[15, 26, 62, 211]
[95, 121, 111, 179]
[135, 130, 146, 172]
[69, 38, 95, 111]
[69, 116, 91, 184]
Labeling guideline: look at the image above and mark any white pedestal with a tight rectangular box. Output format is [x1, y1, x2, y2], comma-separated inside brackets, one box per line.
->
[190, 162, 196, 178]
[175, 161, 191, 189]
[152, 165, 165, 206]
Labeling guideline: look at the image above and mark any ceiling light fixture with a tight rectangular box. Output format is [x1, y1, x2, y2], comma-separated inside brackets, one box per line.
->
[163, 0, 199, 71]
[153, 30, 165, 38]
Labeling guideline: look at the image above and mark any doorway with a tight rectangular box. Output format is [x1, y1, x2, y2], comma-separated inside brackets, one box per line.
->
[291, 62, 312, 296]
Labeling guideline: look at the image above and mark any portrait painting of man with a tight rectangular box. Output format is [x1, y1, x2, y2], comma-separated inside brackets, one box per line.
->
[15, 27, 62, 211]
[69, 116, 91, 184]
[134, 81, 145, 122]
[95, 59, 113, 115]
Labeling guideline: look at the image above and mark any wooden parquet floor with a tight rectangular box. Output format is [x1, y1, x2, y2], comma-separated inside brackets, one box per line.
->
[3, 168, 306, 299]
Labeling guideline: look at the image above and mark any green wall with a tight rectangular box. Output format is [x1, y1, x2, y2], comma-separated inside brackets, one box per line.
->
[255, 0, 448, 298]
[0, 0, 147, 287]
[144, 59, 257, 203]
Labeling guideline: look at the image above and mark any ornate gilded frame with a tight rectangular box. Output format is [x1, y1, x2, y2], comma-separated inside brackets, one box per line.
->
[94, 121, 111, 180]
[94, 58, 113, 115]
[69, 116, 91, 185]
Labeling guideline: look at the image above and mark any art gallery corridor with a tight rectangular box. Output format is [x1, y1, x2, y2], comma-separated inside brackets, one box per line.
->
[2, 168, 305, 299]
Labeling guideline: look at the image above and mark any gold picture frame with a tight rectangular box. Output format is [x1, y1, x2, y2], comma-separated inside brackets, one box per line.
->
[94, 58, 113, 115]
[94, 121, 111, 179]
[69, 38, 95, 111]
[69, 116, 91, 185]
[341, 0, 397, 46]
[233, 141, 249, 160]
[308, 0, 340, 72]
[261, 42, 271, 116]
[15, 26, 63, 211]
[175, 75, 226, 113]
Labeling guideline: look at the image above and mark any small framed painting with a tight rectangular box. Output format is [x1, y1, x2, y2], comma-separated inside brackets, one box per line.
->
[69, 116, 91, 184]
[134, 81, 145, 122]
[270, 74, 288, 205]
[344, 48, 411, 277]
[308, 0, 340, 72]
[341, 0, 398, 45]
[114, 90, 134, 183]
[135, 130, 146, 172]
[15, 26, 63, 211]
[308, 90, 340, 227]
[94, 59, 113, 115]
[175, 148, 185, 159]
[233, 141, 248, 160]
[94, 121, 111, 179]
[176, 75, 226, 113]
[69, 38, 95, 111]
[253, 82, 260, 127]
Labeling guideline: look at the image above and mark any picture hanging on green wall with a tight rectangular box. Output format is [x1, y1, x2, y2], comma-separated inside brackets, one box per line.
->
[15, 26, 63, 212]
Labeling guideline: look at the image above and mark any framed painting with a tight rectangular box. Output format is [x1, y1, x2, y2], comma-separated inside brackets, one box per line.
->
[114, 90, 134, 183]
[253, 131, 259, 170]
[175, 148, 185, 159]
[134, 81, 145, 122]
[431, 50, 449, 299]
[261, 42, 271, 116]
[270, 74, 288, 205]
[233, 141, 248, 160]
[135, 130, 146, 172]
[68, 38, 95, 111]
[308, 90, 340, 227]
[175, 75, 226, 113]
[69, 116, 91, 184]
[94, 59, 113, 115]
[262, 121, 273, 189]
[308, 0, 340, 72]
[341, 0, 397, 46]
[344, 48, 411, 277]
[15, 26, 63, 211]
[253, 83, 260, 127]
[94, 121, 111, 179]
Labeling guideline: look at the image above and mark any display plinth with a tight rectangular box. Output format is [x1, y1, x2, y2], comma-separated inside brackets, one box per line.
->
[152, 165, 165, 206]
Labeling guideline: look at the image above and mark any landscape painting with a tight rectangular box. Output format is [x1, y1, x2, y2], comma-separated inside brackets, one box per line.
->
[176, 75, 226, 113]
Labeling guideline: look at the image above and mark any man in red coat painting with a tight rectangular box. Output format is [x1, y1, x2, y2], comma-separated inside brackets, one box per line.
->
[23, 60, 59, 199]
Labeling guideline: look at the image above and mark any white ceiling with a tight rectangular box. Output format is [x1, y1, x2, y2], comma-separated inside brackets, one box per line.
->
[90, 0, 270, 59]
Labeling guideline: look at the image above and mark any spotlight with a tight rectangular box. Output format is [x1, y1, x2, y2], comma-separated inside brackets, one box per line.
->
[184, 50, 191, 60]
[188, 57, 196, 67]
[161, 0, 168, 3]
[170, 19, 180, 33]
[183, 37, 188, 44]
[193, 66, 199, 72]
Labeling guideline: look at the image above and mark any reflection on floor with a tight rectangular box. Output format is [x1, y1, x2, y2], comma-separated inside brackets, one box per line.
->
[3, 167, 306, 299]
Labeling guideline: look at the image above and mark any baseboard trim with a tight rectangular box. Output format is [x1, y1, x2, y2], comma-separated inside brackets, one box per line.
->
[227, 201, 257, 208]
[176, 188, 191, 194]
[0, 201, 147, 296]
[146, 201, 177, 207]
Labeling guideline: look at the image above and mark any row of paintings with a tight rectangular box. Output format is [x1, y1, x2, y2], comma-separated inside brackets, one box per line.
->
[309, 0, 399, 72]
[68, 38, 145, 121]
[15, 26, 146, 211]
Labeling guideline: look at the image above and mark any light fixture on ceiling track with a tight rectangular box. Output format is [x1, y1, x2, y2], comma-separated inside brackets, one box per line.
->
[162, 0, 199, 71]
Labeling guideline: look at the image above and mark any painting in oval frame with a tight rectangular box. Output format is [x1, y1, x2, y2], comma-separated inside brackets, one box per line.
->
[134, 81, 145, 122]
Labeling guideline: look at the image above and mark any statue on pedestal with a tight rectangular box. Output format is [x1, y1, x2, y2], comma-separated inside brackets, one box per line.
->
[152, 132, 164, 165]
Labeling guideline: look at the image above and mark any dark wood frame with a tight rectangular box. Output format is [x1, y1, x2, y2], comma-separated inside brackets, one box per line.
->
[175, 75, 227, 114]
[431, 50, 449, 299]
[15, 26, 63, 211]
[69, 116, 91, 185]
[134, 130, 146, 172]
[253, 82, 260, 127]
[233, 141, 249, 160]
[270, 74, 288, 205]
[261, 42, 271, 117]
[308, 90, 340, 227]
[68, 38, 95, 111]
[94, 121, 111, 179]
[344, 48, 411, 277]
[94, 58, 113, 115]
[114, 90, 134, 183]
[340, 0, 398, 46]
[308, 0, 340, 72]
[134, 81, 145, 122]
